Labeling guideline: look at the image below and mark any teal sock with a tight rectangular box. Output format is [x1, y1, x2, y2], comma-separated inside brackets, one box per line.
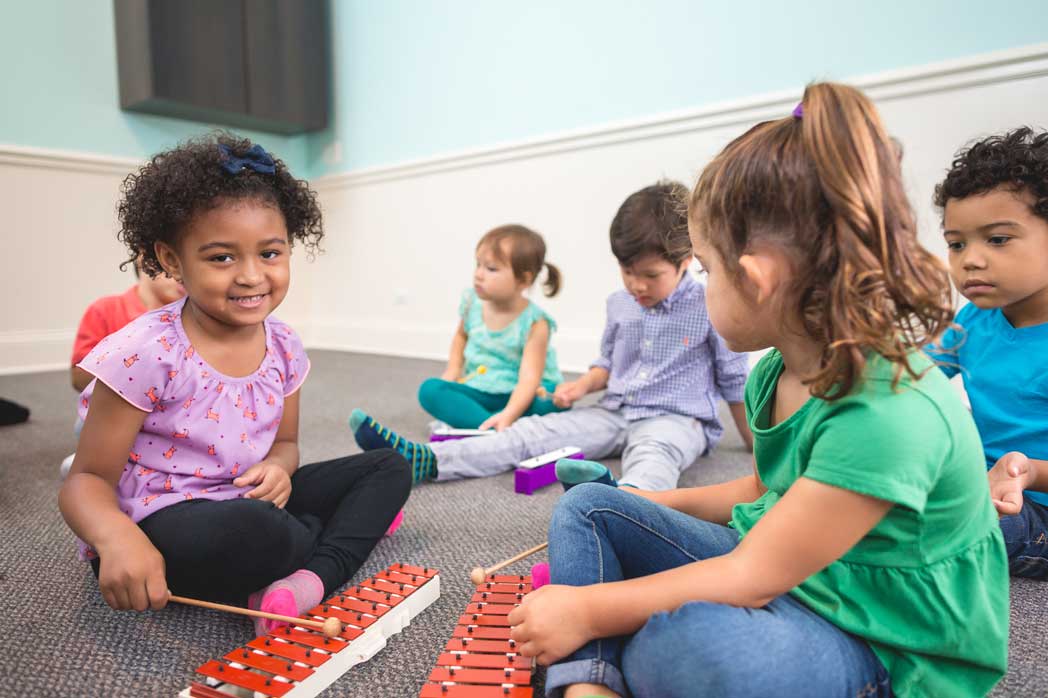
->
[555, 458, 618, 491]
[349, 408, 437, 482]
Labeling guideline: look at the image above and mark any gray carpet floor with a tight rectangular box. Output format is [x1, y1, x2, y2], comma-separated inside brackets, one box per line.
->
[1, 350, 1044, 697]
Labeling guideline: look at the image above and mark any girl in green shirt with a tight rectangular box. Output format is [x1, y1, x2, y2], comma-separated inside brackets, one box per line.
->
[508, 83, 1009, 698]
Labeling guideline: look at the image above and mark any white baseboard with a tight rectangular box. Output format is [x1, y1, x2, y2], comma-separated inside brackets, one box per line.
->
[0, 330, 74, 376]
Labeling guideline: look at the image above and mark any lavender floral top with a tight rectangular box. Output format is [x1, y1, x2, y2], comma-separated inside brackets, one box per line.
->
[75, 297, 309, 559]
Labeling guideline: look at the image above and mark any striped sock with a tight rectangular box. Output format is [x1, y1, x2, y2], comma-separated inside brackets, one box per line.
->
[349, 408, 437, 482]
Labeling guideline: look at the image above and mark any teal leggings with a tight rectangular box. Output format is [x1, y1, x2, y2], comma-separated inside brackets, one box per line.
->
[417, 378, 565, 429]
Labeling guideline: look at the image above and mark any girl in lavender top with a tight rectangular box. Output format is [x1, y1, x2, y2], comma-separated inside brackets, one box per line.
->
[58, 134, 410, 635]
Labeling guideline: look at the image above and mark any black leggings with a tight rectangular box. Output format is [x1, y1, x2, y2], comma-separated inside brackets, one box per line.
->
[92, 450, 411, 604]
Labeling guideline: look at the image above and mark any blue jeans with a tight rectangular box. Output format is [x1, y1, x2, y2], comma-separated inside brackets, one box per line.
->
[545, 484, 891, 698]
[999, 495, 1048, 578]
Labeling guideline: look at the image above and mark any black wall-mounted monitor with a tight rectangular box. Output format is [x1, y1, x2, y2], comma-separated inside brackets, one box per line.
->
[114, 0, 329, 135]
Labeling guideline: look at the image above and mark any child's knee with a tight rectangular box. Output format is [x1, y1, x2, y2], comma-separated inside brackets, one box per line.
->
[376, 448, 413, 491]
[552, 482, 627, 521]
[624, 604, 740, 693]
[418, 377, 447, 408]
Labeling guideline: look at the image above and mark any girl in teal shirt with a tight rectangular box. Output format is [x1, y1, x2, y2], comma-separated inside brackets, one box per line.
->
[508, 83, 1008, 698]
[419, 224, 566, 431]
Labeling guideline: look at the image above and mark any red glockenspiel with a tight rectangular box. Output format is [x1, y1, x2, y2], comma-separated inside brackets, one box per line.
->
[178, 563, 440, 698]
[418, 573, 536, 698]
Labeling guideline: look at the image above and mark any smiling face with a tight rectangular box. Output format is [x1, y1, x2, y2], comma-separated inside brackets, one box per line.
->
[155, 199, 291, 331]
[618, 254, 687, 308]
[943, 187, 1048, 326]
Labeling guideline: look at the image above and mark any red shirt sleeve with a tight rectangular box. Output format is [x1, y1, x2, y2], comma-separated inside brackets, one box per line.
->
[71, 301, 111, 366]
[71, 287, 147, 365]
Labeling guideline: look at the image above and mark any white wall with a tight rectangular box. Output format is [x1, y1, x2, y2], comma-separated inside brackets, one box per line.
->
[304, 45, 1048, 372]
[2, 45, 1047, 374]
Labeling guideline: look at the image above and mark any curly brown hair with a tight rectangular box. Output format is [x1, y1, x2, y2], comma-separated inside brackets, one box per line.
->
[117, 132, 323, 277]
[690, 82, 953, 400]
[934, 126, 1048, 220]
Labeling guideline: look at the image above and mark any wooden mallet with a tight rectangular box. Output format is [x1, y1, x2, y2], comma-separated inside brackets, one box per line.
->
[470, 542, 548, 585]
[458, 365, 488, 383]
[169, 594, 343, 638]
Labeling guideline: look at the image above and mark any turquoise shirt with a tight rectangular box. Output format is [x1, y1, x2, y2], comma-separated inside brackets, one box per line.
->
[459, 289, 563, 394]
[926, 303, 1048, 506]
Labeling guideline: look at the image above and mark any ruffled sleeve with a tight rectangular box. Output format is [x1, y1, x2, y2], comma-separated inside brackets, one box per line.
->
[803, 387, 950, 513]
[458, 288, 477, 323]
[526, 301, 557, 334]
[267, 319, 310, 396]
[76, 309, 181, 412]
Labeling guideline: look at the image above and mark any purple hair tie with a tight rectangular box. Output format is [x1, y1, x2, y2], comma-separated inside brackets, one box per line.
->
[792, 102, 804, 119]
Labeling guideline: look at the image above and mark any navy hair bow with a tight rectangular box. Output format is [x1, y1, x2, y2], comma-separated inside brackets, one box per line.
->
[218, 143, 276, 175]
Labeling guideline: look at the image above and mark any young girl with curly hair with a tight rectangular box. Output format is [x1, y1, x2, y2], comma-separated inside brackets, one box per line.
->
[508, 84, 1009, 697]
[58, 134, 410, 635]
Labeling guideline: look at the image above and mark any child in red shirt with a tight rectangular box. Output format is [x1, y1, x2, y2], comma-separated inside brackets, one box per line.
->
[61, 265, 183, 477]
[70, 266, 183, 391]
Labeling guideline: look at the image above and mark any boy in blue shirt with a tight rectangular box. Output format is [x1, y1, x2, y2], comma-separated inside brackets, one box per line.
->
[928, 127, 1048, 578]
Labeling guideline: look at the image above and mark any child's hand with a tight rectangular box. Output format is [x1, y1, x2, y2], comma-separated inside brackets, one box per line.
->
[235, 463, 292, 508]
[552, 380, 586, 409]
[440, 369, 459, 382]
[988, 451, 1033, 516]
[478, 411, 515, 432]
[97, 530, 169, 611]
[507, 584, 596, 665]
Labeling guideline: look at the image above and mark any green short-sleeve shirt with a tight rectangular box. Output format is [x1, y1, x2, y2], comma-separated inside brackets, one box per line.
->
[459, 288, 563, 394]
[731, 350, 1009, 697]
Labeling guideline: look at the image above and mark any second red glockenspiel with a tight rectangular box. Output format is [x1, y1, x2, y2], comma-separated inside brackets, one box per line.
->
[419, 573, 536, 697]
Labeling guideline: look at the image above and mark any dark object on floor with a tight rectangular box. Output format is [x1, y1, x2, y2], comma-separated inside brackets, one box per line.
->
[0, 397, 29, 425]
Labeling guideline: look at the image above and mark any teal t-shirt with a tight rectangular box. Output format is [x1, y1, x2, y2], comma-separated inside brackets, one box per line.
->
[731, 350, 1009, 697]
[459, 289, 563, 394]
[926, 302, 1048, 505]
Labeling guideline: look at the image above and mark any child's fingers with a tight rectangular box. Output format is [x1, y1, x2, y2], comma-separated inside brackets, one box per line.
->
[101, 585, 123, 611]
[233, 470, 262, 487]
[112, 586, 132, 611]
[147, 575, 169, 610]
[129, 580, 151, 612]
[248, 480, 277, 501]
[992, 497, 1022, 516]
[516, 640, 540, 659]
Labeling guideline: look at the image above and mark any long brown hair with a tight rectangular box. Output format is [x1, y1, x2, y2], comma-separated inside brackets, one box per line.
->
[477, 224, 561, 297]
[690, 82, 952, 399]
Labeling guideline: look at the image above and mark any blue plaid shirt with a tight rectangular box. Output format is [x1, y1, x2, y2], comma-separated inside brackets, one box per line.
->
[592, 271, 749, 447]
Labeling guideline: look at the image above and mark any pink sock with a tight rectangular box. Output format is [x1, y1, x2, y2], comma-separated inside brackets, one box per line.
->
[248, 569, 325, 637]
[384, 509, 405, 537]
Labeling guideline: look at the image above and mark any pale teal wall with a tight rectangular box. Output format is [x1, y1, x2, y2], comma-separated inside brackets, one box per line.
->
[2, 2, 1044, 179]
[306, 0, 1048, 176]
[0, 1, 307, 173]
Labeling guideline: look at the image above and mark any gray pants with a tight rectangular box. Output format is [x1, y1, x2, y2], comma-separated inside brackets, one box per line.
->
[430, 407, 707, 491]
